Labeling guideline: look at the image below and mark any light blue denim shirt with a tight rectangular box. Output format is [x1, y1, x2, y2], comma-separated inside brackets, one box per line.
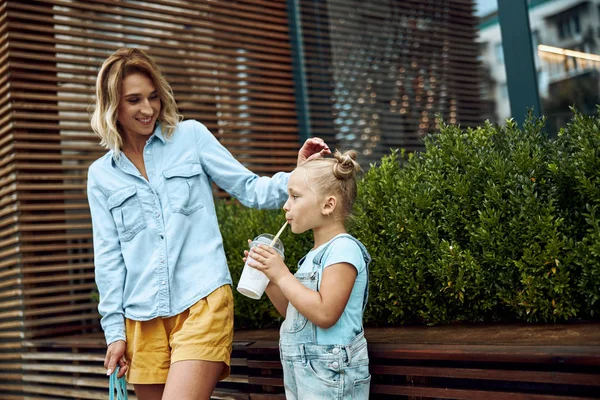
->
[87, 120, 289, 344]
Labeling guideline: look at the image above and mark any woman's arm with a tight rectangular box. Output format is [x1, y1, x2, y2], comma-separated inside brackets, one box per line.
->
[247, 245, 357, 329]
[87, 169, 127, 346]
[193, 121, 329, 209]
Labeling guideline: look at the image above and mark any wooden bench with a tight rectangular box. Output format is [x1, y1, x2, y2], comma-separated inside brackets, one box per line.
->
[4, 323, 600, 399]
[239, 323, 600, 400]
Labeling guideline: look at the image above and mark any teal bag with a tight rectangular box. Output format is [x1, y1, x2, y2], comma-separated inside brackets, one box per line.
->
[109, 367, 128, 400]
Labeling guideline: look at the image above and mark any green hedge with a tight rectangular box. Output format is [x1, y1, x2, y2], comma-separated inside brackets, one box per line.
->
[219, 110, 600, 328]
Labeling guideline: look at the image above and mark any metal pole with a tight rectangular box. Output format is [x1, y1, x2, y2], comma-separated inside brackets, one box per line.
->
[497, 0, 542, 123]
[287, 0, 312, 142]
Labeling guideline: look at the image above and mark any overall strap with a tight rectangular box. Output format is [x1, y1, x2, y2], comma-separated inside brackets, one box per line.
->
[312, 234, 371, 311]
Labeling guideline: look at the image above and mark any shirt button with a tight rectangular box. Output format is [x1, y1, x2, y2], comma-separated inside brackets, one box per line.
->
[161, 281, 166, 285]
[332, 348, 340, 354]
[331, 361, 339, 369]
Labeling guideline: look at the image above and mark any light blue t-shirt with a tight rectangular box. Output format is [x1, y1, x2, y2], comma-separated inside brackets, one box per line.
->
[296, 234, 368, 345]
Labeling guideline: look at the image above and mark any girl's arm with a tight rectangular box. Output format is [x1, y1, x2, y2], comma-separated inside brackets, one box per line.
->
[276, 263, 356, 329]
[247, 245, 356, 329]
[264, 282, 288, 317]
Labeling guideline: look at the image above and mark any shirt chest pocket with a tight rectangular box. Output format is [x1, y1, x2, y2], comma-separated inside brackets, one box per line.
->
[162, 163, 205, 215]
[108, 185, 147, 242]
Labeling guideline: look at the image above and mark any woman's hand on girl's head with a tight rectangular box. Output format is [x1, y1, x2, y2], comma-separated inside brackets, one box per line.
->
[297, 137, 331, 166]
[246, 244, 291, 285]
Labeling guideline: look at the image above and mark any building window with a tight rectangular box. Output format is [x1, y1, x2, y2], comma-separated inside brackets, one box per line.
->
[558, 11, 582, 39]
[500, 83, 509, 99]
[495, 43, 504, 64]
[478, 42, 487, 62]
[573, 14, 581, 35]
[531, 30, 540, 49]
[531, 30, 540, 64]
[558, 17, 570, 39]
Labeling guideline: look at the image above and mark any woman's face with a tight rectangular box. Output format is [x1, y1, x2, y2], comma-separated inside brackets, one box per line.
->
[117, 72, 161, 140]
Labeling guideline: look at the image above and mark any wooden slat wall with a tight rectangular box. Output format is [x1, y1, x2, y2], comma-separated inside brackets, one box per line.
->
[298, 0, 483, 166]
[0, 0, 299, 398]
[0, 0, 26, 395]
[4, 0, 299, 338]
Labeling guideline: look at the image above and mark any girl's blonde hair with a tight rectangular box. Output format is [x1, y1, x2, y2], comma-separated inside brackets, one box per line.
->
[90, 47, 182, 156]
[300, 150, 362, 219]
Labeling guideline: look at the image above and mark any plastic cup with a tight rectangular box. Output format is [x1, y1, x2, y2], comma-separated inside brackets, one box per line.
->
[237, 233, 285, 300]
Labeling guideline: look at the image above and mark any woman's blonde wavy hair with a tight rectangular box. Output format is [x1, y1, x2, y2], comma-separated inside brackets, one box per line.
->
[90, 48, 182, 156]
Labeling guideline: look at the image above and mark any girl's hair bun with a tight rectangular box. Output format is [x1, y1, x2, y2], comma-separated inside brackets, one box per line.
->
[332, 150, 361, 180]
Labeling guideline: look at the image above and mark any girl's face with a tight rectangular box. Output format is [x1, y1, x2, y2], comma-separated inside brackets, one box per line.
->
[117, 72, 161, 141]
[283, 168, 325, 234]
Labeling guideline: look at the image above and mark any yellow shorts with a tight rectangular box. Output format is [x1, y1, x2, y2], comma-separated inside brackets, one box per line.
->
[124, 284, 234, 384]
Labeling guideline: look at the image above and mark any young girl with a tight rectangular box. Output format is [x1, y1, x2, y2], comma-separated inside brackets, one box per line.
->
[244, 150, 371, 399]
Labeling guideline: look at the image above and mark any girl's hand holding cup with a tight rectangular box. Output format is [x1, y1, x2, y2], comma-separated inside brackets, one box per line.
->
[238, 222, 288, 299]
[246, 244, 290, 285]
[237, 229, 286, 300]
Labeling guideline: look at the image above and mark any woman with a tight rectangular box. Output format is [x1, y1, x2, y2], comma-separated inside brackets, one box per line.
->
[87, 47, 329, 400]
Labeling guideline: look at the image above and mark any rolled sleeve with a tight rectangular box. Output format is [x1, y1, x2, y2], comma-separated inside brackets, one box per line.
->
[87, 168, 127, 345]
[193, 121, 290, 209]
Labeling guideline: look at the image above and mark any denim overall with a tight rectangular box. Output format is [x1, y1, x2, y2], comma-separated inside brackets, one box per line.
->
[279, 234, 371, 399]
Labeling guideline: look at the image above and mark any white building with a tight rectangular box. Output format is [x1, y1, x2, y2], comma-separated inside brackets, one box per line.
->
[478, 0, 600, 123]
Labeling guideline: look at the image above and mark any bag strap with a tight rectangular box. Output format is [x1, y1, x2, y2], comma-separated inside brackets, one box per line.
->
[109, 367, 128, 400]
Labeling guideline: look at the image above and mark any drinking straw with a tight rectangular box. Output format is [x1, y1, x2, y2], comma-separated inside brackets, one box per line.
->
[270, 221, 289, 246]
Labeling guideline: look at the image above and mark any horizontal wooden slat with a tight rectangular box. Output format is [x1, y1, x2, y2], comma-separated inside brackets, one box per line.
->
[7, 0, 290, 43]
[247, 376, 282, 387]
[22, 364, 104, 374]
[13, 110, 297, 125]
[18, 383, 115, 400]
[368, 344, 600, 366]
[370, 365, 600, 386]
[10, 91, 296, 109]
[370, 384, 593, 400]
[248, 395, 285, 400]
[24, 293, 94, 306]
